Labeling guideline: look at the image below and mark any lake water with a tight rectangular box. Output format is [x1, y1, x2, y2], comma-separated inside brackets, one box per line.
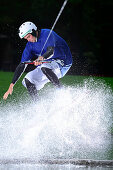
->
[0, 79, 113, 169]
[0, 164, 112, 170]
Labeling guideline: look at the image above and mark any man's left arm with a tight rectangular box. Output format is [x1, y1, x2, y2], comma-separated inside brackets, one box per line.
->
[34, 46, 54, 66]
[42, 46, 54, 59]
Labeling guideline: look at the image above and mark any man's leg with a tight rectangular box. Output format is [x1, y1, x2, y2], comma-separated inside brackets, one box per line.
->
[24, 78, 38, 100]
[41, 67, 61, 87]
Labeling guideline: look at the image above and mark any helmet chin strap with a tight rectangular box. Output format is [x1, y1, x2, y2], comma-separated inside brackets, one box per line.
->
[31, 29, 39, 42]
[31, 29, 37, 37]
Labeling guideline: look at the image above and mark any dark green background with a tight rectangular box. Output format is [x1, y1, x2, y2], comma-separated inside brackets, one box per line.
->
[0, 0, 113, 76]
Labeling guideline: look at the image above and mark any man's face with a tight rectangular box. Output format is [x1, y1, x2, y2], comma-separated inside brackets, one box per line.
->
[24, 33, 36, 42]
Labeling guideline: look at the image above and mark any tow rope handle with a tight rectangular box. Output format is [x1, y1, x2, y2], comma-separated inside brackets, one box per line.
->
[22, 60, 52, 64]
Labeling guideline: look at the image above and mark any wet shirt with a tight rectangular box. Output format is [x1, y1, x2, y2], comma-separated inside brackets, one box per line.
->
[21, 29, 72, 67]
[12, 29, 72, 84]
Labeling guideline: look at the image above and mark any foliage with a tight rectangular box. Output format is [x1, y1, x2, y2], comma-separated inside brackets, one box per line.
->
[0, 0, 113, 75]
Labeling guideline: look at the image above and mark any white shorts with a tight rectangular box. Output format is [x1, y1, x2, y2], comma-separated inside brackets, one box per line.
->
[22, 60, 61, 90]
[22, 60, 72, 90]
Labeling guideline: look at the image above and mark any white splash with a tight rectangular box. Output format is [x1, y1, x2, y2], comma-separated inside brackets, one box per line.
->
[0, 78, 112, 159]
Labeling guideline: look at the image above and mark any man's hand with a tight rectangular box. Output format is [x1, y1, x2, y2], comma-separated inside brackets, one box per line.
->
[34, 56, 44, 66]
[3, 83, 14, 100]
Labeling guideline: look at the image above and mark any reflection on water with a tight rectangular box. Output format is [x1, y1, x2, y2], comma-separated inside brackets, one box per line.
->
[0, 164, 113, 170]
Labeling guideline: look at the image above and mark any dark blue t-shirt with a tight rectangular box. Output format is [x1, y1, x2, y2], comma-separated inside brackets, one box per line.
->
[21, 29, 72, 67]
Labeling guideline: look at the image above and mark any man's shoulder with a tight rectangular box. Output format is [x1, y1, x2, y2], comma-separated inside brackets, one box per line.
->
[25, 42, 32, 48]
[40, 29, 57, 38]
[41, 28, 51, 32]
[41, 28, 56, 35]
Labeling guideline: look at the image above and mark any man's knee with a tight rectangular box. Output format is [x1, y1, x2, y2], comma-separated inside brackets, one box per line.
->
[24, 78, 33, 88]
[41, 67, 61, 87]
[41, 67, 50, 74]
[24, 78, 37, 92]
[24, 78, 38, 99]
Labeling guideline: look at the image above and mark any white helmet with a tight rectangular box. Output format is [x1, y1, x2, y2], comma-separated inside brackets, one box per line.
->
[19, 21, 37, 39]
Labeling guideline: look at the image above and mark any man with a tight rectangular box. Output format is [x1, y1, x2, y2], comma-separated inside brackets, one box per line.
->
[3, 21, 72, 100]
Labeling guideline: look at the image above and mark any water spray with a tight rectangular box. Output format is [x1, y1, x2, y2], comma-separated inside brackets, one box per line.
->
[0, 79, 112, 160]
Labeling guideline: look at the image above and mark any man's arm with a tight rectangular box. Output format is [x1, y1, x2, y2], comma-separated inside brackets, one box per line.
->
[11, 63, 27, 84]
[3, 63, 27, 100]
[42, 46, 54, 59]
[34, 46, 54, 66]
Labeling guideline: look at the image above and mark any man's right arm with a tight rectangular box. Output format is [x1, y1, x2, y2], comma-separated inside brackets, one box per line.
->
[12, 63, 27, 84]
[3, 63, 27, 100]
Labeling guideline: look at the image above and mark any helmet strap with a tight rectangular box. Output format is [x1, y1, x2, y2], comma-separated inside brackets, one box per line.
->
[31, 29, 37, 37]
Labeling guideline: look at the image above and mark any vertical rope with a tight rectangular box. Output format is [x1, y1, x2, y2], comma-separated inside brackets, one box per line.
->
[40, 0, 68, 56]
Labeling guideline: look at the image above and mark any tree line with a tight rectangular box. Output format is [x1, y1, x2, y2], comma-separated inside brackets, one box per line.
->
[0, 0, 113, 76]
